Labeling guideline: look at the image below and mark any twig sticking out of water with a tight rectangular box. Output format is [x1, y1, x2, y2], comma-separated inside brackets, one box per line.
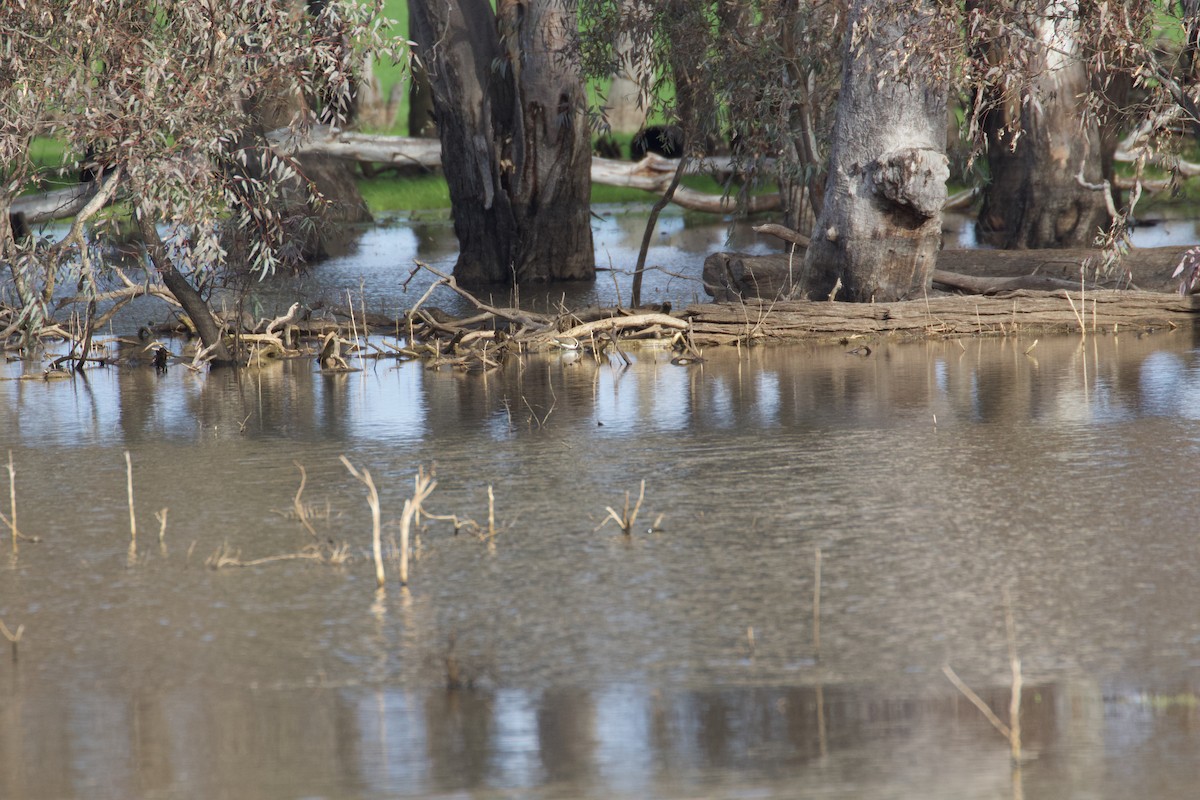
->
[813, 546, 822, 661]
[943, 589, 1024, 766]
[398, 466, 437, 585]
[340, 455, 384, 588]
[156, 508, 169, 556]
[346, 289, 365, 373]
[1004, 589, 1023, 766]
[4, 451, 17, 553]
[124, 451, 137, 544]
[293, 462, 319, 538]
[0, 617, 23, 662]
[1064, 289, 1086, 336]
[487, 485, 496, 542]
[598, 480, 646, 535]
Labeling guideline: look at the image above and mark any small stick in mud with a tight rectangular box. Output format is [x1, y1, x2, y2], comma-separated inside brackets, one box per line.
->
[0, 617, 23, 662]
[124, 451, 137, 544]
[340, 455, 384, 588]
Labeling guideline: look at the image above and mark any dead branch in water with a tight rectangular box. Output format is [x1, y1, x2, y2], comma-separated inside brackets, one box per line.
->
[340, 455, 385, 588]
[943, 589, 1025, 767]
[292, 462, 320, 538]
[398, 466, 437, 585]
[598, 480, 646, 535]
[124, 451, 137, 544]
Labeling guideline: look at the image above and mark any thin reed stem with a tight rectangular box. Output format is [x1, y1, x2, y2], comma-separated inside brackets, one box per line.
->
[346, 289, 365, 372]
[398, 467, 437, 586]
[340, 455, 384, 588]
[6, 451, 16, 553]
[1005, 589, 1023, 764]
[156, 508, 169, 554]
[813, 546, 822, 659]
[293, 462, 318, 538]
[124, 451, 137, 543]
[487, 484, 496, 540]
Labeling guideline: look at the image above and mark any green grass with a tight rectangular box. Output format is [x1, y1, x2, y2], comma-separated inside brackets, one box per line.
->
[357, 171, 450, 210]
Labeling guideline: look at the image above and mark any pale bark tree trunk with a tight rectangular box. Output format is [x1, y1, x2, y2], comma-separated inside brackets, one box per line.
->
[802, 0, 949, 302]
[409, 0, 595, 284]
[974, 1, 1110, 249]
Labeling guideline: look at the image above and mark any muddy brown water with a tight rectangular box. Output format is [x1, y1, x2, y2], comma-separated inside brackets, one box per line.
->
[6, 326, 1200, 798]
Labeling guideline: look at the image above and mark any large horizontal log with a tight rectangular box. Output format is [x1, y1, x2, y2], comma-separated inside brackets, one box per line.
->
[683, 290, 1200, 345]
[11, 183, 98, 224]
[271, 126, 778, 214]
[266, 126, 444, 168]
[704, 245, 1195, 302]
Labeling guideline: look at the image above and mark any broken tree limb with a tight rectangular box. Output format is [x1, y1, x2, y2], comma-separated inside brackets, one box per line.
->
[414, 261, 552, 329]
[557, 313, 689, 340]
[752, 223, 810, 248]
[592, 154, 781, 214]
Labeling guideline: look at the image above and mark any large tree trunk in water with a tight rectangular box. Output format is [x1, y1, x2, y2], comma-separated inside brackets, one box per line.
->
[409, 0, 595, 284]
[802, 0, 949, 302]
[974, 2, 1110, 249]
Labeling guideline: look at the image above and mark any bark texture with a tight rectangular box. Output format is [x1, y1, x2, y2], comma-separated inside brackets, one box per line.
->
[802, 0, 949, 302]
[409, 0, 595, 284]
[974, 2, 1111, 249]
[684, 291, 1200, 345]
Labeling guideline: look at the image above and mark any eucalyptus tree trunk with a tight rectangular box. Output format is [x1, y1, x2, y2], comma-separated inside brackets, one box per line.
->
[974, 1, 1110, 249]
[409, 0, 595, 284]
[802, 0, 949, 302]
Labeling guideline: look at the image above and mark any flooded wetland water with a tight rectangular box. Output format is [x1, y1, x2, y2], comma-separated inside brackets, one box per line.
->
[6, 210, 1200, 797]
[7, 331, 1200, 798]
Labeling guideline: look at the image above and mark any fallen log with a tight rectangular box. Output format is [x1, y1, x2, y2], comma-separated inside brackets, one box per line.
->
[684, 290, 1200, 346]
[266, 126, 444, 169]
[12, 183, 99, 224]
[704, 245, 1195, 302]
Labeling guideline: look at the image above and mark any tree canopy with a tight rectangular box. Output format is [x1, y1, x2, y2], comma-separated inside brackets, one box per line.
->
[1, 0, 401, 342]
